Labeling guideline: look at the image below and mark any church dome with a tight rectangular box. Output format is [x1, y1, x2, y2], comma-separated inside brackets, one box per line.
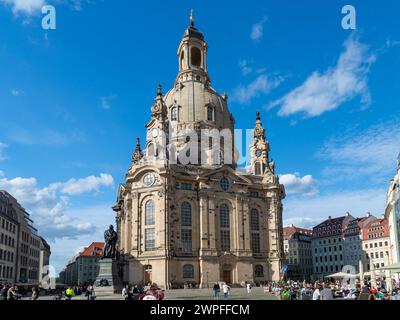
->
[162, 13, 233, 131]
[163, 84, 232, 129]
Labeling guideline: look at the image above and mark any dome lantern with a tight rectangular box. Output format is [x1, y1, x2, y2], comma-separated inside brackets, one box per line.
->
[176, 10, 209, 85]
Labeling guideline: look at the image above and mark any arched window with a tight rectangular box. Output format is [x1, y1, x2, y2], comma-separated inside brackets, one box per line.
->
[147, 143, 158, 157]
[171, 107, 178, 121]
[145, 200, 155, 225]
[180, 51, 185, 70]
[255, 162, 261, 175]
[254, 265, 264, 277]
[181, 202, 192, 227]
[182, 264, 194, 279]
[190, 47, 201, 68]
[250, 208, 260, 231]
[207, 106, 214, 121]
[220, 204, 230, 251]
[220, 204, 230, 228]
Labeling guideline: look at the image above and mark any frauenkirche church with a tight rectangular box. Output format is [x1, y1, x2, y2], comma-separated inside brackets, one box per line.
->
[113, 14, 285, 288]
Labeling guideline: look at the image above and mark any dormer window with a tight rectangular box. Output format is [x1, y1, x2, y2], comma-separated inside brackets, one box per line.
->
[171, 107, 178, 121]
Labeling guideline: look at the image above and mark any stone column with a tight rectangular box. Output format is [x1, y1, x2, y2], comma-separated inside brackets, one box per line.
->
[208, 195, 217, 250]
[242, 197, 251, 251]
[131, 192, 140, 256]
[199, 190, 209, 254]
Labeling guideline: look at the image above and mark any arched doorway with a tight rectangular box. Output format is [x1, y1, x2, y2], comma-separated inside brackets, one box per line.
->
[222, 264, 232, 284]
[144, 265, 152, 285]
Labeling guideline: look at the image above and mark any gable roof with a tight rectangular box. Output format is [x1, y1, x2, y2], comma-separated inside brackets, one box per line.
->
[79, 242, 104, 257]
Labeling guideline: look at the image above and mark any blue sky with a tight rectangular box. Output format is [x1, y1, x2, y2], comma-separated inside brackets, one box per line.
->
[0, 0, 399, 273]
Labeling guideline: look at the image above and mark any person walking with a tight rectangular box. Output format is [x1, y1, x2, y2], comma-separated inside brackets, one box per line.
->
[86, 284, 94, 300]
[222, 283, 230, 300]
[122, 285, 130, 300]
[212, 283, 220, 300]
[246, 282, 252, 294]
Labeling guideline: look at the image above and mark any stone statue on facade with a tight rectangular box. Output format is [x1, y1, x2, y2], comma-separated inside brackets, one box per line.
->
[102, 225, 118, 259]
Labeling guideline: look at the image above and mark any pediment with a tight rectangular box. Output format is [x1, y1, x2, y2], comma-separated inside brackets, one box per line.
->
[202, 166, 252, 185]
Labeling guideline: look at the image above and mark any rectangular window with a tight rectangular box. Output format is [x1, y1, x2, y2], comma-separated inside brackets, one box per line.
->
[180, 183, 192, 190]
[181, 229, 192, 253]
[250, 191, 259, 198]
[145, 228, 155, 251]
[251, 233, 261, 254]
[220, 230, 230, 251]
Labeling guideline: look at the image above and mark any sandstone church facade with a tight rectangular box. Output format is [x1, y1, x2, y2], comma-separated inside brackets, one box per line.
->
[113, 15, 285, 288]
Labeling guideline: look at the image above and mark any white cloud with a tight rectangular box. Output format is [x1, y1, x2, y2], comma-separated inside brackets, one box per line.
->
[0, 170, 4, 177]
[232, 74, 283, 104]
[318, 119, 400, 183]
[283, 188, 386, 229]
[0, 142, 7, 160]
[279, 173, 318, 196]
[1, 0, 45, 15]
[283, 217, 323, 229]
[250, 16, 267, 42]
[48, 203, 112, 273]
[0, 172, 114, 240]
[270, 35, 376, 117]
[54, 173, 114, 196]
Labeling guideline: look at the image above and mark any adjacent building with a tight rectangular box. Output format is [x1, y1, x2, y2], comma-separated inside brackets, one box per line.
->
[62, 255, 78, 286]
[113, 15, 286, 288]
[75, 242, 103, 285]
[312, 214, 353, 278]
[60, 242, 103, 286]
[283, 225, 313, 280]
[0, 190, 49, 284]
[385, 153, 400, 264]
[362, 218, 391, 271]
[0, 191, 18, 283]
[311, 212, 393, 279]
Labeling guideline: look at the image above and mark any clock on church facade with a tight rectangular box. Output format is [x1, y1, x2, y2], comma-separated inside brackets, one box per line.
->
[112, 14, 286, 288]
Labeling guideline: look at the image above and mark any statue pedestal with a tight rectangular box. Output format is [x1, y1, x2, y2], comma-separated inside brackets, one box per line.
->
[94, 258, 122, 296]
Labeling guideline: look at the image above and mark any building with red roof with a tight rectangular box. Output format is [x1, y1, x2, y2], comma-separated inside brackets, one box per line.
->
[283, 225, 313, 280]
[60, 242, 104, 286]
[362, 218, 391, 271]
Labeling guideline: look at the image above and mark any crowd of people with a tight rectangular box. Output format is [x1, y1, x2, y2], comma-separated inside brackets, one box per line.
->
[0, 283, 40, 300]
[121, 283, 165, 300]
[266, 278, 400, 300]
[3, 277, 400, 301]
[0, 282, 97, 300]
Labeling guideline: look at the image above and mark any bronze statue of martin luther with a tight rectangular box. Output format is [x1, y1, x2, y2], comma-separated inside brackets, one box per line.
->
[102, 225, 118, 259]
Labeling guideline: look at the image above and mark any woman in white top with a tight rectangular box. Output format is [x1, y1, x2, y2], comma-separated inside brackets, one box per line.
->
[312, 284, 322, 300]
[222, 283, 230, 299]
